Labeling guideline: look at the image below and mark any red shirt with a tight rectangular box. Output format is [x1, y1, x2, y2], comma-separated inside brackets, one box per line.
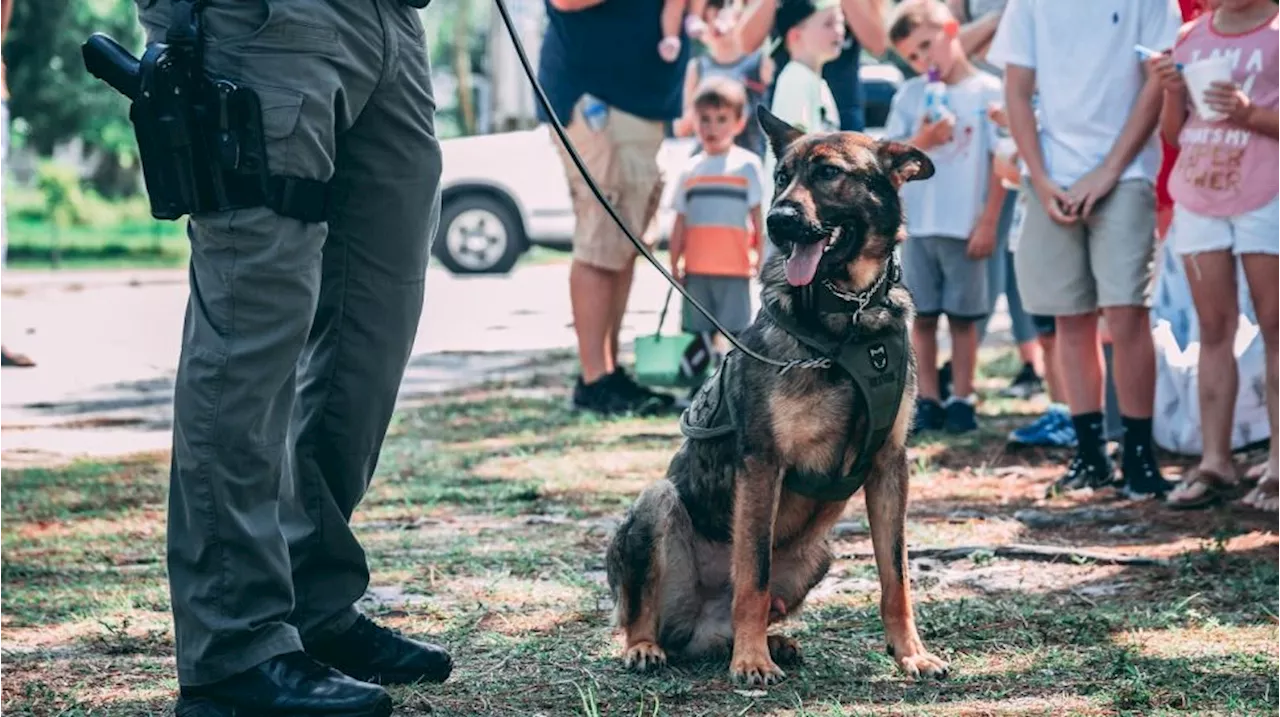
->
[1157, 0, 1208, 211]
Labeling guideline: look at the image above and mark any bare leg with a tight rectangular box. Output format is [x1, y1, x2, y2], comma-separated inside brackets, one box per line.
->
[1241, 252, 1280, 508]
[1101, 305, 1158, 419]
[1185, 251, 1240, 477]
[570, 260, 620, 383]
[1055, 313, 1105, 414]
[913, 316, 941, 401]
[606, 256, 636, 373]
[1040, 333, 1065, 404]
[948, 317, 978, 398]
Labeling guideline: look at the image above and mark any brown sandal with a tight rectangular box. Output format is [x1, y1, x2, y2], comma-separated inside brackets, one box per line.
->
[1166, 467, 1236, 510]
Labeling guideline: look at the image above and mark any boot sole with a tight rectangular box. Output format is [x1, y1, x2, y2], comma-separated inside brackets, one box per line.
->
[176, 694, 393, 717]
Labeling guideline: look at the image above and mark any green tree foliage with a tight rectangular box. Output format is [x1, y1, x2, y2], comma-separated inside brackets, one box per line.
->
[5, 0, 143, 195]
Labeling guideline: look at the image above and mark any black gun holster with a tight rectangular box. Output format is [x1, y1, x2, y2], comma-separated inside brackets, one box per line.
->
[82, 0, 328, 223]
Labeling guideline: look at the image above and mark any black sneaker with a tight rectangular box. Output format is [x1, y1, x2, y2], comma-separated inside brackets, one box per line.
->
[1000, 362, 1045, 399]
[1120, 443, 1174, 500]
[176, 652, 392, 717]
[943, 398, 978, 434]
[306, 615, 452, 686]
[913, 398, 946, 435]
[938, 361, 953, 403]
[1046, 454, 1118, 497]
[611, 368, 677, 413]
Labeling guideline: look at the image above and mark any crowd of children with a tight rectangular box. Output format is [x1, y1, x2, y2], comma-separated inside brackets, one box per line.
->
[660, 0, 1277, 512]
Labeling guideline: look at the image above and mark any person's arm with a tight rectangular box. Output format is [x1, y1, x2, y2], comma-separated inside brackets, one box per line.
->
[737, 0, 778, 54]
[957, 12, 1002, 59]
[1064, 75, 1163, 218]
[674, 62, 701, 137]
[1150, 53, 1188, 148]
[842, 0, 888, 57]
[967, 163, 1006, 259]
[2, 0, 13, 34]
[1004, 64, 1072, 224]
[670, 214, 687, 282]
[549, 0, 606, 11]
[1205, 81, 1280, 140]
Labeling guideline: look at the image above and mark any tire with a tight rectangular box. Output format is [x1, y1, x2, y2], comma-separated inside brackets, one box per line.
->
[433, 194, 524, 275]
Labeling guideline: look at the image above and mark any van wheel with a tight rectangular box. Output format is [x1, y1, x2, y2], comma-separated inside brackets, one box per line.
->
[433, 194, 524, 275]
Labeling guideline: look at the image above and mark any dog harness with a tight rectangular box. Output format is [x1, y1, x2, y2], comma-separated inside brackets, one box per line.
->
[679, 259, 909, 503]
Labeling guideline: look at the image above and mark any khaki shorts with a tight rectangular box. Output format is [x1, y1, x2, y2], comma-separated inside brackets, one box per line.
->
[553, 98, 666, 272]
[1014, 178, 1156, 316]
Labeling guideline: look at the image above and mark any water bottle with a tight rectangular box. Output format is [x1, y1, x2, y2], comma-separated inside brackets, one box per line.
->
[922, 68, 953, 124]
[582, 94, 609, 132]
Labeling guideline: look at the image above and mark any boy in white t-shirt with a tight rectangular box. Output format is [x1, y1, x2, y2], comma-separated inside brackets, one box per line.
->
[886, 0, 1006, 435]
[760, 0, 845, 263]
[988, 0, 1182, 499]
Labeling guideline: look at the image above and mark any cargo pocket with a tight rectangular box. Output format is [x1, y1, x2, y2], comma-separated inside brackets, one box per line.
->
[251, 85, 305, 180]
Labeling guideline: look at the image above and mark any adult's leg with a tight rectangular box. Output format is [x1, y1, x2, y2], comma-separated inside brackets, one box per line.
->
[159, 1, 356, 686]
[284, 2, 440, 638]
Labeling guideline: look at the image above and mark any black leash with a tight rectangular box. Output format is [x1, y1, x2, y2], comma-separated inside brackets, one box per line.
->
[491, 0, 833, 374]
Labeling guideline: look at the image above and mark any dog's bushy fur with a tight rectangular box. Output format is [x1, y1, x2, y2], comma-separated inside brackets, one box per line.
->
[604, 107, 948, 685]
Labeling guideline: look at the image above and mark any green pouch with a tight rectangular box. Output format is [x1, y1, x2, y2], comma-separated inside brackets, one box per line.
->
[633, 287, 708, 388]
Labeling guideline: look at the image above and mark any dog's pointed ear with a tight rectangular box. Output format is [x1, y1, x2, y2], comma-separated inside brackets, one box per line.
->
[877, 140, 934, 189]
[758, 105, 803, 159]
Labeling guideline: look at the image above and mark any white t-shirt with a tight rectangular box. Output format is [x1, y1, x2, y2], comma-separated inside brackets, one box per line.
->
[885, 71, 1005, 240]
[986, 0, 1182, 188]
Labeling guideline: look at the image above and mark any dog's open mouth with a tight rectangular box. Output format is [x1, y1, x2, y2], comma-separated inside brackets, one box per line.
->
[784, 226, 842, 287]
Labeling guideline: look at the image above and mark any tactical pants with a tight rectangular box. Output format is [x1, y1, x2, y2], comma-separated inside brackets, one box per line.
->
[136, 0, 441, 687]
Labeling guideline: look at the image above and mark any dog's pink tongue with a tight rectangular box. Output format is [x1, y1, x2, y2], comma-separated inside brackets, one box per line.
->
[785, 242, 824, 287]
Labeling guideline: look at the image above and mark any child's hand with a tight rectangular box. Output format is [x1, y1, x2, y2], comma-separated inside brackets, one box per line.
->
[966, 222, 997, 260]
[1147, 53, 1185, 95]
[1064, 163, 1120, 219]
[912, 115, 955, 150]
[986, 102, 1008, 129]
[1205, 80, 1253, 123]
[1030, 173, 1078, 225]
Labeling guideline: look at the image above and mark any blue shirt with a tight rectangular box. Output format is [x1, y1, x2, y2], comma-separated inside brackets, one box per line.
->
[536, 0, 690, 125]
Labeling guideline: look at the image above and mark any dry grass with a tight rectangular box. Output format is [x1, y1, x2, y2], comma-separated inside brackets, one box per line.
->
[3, 356, 1277, 716]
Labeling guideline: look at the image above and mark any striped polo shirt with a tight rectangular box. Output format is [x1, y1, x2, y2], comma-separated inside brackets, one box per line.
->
[673, 146, 765, 278]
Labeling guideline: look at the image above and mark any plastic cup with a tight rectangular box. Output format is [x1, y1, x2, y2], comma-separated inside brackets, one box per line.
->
[1183, 55, 1233, 122]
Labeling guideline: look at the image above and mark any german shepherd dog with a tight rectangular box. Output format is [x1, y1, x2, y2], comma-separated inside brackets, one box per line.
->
[604, 107, 947, 685]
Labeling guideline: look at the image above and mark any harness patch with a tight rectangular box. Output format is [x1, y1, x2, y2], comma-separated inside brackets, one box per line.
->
[868, 343, 888, 372]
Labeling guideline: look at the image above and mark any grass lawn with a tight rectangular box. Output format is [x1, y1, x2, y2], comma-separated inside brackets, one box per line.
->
[2, 358, 1277, 716]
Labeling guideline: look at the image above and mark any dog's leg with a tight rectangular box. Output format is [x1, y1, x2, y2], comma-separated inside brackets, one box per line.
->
[728, 458, 785, 685]
[864, 447, 949, 680]
[606, 487, 670, 671]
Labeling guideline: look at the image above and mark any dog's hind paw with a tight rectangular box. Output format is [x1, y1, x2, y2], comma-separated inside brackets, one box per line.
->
[730, 651, 785, 686]
[767, 634, 802, 666]
[896, 651, 949, 680]
[622, 641, 667, 672]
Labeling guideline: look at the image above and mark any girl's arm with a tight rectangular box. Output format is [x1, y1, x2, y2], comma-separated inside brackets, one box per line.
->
[674, 61, 701, 137]
[1205, 81, 1280, 140]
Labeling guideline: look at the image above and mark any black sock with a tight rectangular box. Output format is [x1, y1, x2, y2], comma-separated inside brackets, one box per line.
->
[1122, 416, 1154, 459]
[1071, 411, 1107, 465]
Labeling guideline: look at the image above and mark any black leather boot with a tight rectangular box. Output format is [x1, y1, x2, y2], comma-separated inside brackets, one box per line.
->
[306, 615, 452, 686]
[175, 651, 392, 717]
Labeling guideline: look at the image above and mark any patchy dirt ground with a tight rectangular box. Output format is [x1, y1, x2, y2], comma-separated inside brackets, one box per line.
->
[3, 359, 1277, 716]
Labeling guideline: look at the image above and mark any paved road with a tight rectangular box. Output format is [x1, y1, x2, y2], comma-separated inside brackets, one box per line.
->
[1, 259, 1013, 466]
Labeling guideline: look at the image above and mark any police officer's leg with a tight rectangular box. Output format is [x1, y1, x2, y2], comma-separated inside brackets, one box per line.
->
[147, 2, 392, 712]
[281, 2, 452, 685]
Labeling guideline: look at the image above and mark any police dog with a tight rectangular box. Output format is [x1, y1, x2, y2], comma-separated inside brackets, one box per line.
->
[604, 106, 947, 686]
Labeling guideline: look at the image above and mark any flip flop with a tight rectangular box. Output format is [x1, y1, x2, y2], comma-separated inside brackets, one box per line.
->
[0, 347, 35, 368]
[1166, 467, 1236, 510]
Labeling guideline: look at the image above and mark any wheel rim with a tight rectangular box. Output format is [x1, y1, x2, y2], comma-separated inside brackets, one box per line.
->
[444, 208, 509, 270]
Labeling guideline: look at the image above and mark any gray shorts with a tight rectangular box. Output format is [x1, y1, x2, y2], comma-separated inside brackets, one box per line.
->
[901, 235, 990, 321]
[1014, 178, 1156, 316]
[682, 274, 752, 334]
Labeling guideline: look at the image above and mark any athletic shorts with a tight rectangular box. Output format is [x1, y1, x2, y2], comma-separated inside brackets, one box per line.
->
[901, 235, 989, 321]
[682, 274, 752, 334]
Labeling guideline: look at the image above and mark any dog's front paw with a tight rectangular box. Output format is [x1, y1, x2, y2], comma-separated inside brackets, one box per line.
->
[730, 650, 785, 685]
[767, 634, 802, 666]
[622, 641, 667, 672]
[895, 650, 949, 680]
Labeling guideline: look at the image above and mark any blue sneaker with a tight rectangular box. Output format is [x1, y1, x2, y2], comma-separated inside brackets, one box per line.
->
[1009, 405, 1078, 448]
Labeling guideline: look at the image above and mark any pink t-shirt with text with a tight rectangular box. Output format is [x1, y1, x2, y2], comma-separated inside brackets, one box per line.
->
[1169, 11, 1279, 217]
